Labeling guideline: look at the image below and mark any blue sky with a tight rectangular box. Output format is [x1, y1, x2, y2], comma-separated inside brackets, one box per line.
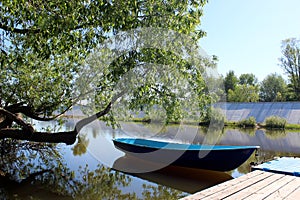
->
[200, 0, 300, 81]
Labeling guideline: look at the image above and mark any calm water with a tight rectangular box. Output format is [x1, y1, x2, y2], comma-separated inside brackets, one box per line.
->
[1, 119, 300, 199]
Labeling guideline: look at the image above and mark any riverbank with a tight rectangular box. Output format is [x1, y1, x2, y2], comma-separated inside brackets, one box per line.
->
[224, 121, 300, 131]
[122, 117, 300, 131]
[62, 112, 300, 131]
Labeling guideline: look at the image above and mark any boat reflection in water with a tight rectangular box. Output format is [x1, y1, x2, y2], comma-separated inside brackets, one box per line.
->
[113, 155, 233, 194]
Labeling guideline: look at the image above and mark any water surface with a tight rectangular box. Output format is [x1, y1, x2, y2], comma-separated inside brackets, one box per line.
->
[1, 120, 299, 199]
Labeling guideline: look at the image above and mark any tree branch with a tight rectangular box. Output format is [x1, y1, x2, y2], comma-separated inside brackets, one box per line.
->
[0, 23, 40, 34]
[0, 108, 34, 134]
[0, 129, 77, 145]
[5, 88, 95, 122]
[10, 105, 71, 122]
[74, 90, 125, 133]
[0, 90, 126, 145]
[1, 48, 7, 56]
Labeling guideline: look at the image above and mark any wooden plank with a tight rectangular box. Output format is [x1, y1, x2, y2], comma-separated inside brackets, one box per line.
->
[182, 171, 300, 200]
[264, 177, 300, 200]
[180, 171, 266, 200]
[181, 170, 264, 200]
[243, 175, 296, 200]
[200, 171, 275, 200]
[284, 184, 300, 200]
[222, 173, 285, 200]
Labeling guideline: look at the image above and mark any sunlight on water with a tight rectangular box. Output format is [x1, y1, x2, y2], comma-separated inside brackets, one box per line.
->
[1, 119, 300, 199]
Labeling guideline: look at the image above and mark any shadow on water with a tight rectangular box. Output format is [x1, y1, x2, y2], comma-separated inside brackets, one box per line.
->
[113, 155, 233, 194]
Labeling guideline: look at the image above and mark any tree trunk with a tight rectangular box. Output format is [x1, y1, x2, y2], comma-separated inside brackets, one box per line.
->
[0, 102, 112, 145]
[0, 129, 78, 145]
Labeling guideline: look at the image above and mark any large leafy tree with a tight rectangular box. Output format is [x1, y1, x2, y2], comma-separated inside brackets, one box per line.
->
[259, 73, 287, 102]
[0, 0, 213, 144]
[280, 38, 300, 100]
[227, 84, 259, 102]
[225, 71, 259, 102]
[224, 70, 238, 94]
[239, 73, 258, 86]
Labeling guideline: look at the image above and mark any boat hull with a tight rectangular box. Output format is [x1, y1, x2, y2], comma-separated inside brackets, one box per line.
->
[113, 138, 259, 171]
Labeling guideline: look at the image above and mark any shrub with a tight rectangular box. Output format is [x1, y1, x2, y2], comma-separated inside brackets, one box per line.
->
[265, 116, 287, 129]
[203, 107, 225, 127]
[238, 117, 256, 128]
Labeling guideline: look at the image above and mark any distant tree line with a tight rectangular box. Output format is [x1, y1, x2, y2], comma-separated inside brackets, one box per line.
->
[223, 38, 300, 102]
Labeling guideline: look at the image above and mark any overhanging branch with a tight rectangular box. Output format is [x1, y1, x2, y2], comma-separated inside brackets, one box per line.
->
[0, 129, 77, 145]
[6, 89, 95, 122]
[0, 108, 34, 134]
[75, 90, 125, 133]
[0, 23, 40, 34]
[0, 90, 126, 145]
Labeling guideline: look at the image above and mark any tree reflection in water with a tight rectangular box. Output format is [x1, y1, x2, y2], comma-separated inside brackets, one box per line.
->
[72, 134, 89, 156]
[0, 139, 185, 199]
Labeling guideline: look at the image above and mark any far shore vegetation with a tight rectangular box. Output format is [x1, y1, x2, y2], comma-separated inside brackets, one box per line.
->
[93, 114, 300, 131]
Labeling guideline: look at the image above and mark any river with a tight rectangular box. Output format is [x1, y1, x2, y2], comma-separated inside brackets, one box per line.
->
[1, 119, 299, 199]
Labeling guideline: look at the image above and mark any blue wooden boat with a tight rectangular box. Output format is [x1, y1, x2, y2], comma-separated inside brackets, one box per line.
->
[113, 138, 260, 171]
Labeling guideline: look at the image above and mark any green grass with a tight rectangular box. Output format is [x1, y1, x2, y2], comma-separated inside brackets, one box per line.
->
[224, 121, 238, 127]
[285, 123, 300, 129]
[115, 116, 300, 131]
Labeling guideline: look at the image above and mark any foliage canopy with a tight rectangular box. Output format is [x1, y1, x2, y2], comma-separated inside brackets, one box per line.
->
[280, 38, 300, 100]
[0, 0, 217, 144]
[259, 73, 287, 102]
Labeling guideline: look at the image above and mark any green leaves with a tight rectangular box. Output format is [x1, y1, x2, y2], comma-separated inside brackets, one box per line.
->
[1, 0, 212, 127]
[280, 38, 300, 100]
[260, 73, 287, 102]
[228, 84, 259, 102]
[225, 72, 259, 102]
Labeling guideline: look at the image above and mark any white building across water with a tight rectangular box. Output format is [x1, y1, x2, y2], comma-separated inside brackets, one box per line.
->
[215, 102, 300, 124]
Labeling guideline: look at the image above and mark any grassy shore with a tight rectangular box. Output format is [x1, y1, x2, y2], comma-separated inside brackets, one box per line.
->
[224, 121, 300, 131]
[122, 118, 300, 130]
[62, 115, 300, 131]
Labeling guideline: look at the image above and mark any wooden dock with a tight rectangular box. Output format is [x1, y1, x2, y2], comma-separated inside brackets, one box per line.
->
[181, 170, 300, 200]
